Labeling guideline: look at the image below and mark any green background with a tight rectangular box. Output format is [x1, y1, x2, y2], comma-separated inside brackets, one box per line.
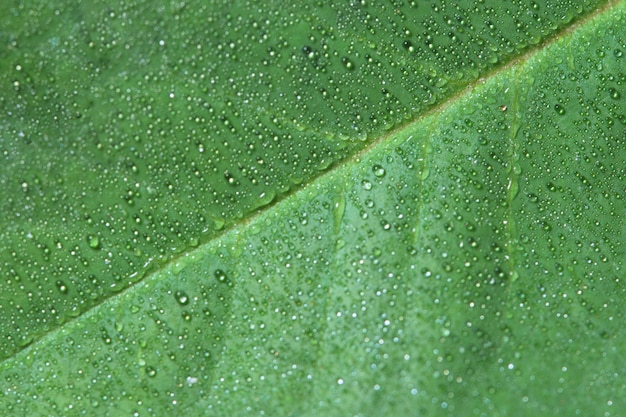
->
[1, 1, 624, 416]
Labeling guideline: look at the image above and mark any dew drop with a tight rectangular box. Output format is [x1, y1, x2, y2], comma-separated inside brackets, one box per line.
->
[508, 178, 519, 199]
[87, 235, 100, 249]
[527, 193, 539, 203]
[56, 280, 68, 294]
[372, 164, 386, 177]
[224, 170, 237, 185]
[146, 366, 157, 377]
[362, 180, 372, 190]
[554, 104, 566, 115]
[215, 269, 229, 284]
[175, 290, 190, 306]
[341, 56, 356, 71]
[608, 88, 620, 100]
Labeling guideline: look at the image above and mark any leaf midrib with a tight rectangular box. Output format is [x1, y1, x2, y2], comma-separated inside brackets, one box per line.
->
[2, 1, 619, 366]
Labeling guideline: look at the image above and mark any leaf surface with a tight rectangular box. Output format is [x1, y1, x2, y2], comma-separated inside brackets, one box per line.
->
[1, 1, 625, 416]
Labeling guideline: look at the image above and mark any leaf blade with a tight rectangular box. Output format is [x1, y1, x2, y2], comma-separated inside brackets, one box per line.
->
[1, 1, 625, 416]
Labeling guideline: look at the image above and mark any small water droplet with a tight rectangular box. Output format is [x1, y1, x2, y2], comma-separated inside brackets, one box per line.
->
[608, 88, 620, 100]
[215, 269, 229, 284]
[56, 280, 68, 294]
[372, 165, 386, 177]
[175, 290, 190, 306]
[101, 328, 112, 344]
[224, 170, 237, 185]
[146, 366, 157, 377]
[87, 235, 100, 249]
[362, 180, 372, 190]
[508, 178, 519, 199]
[554, 104, 565, 115]
[341, 56, 356, 71]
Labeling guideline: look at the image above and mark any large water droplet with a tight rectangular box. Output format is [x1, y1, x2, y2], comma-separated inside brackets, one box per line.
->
[87, 235, 100, 249]
[554, 104, 566, 115]
[372, 164, 386, 177]
[341, 56, 356, 71]
[608, 88, 620, 100]
[175, 290, 190, 306]
[146, 366, 157, 377]
[215, 269, 229, 284]
[56, 280, 68, 294]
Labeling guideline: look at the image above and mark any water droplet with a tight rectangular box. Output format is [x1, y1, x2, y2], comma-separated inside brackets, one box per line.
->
[224, 170, 237, 185]
[527, 193, 539, 203]
[608, 88, 620, 100]
[101, 328, 112, 344]
[508, 178, 519, 199]
[302, 45, 315, 59]
[554, 104, 565, 115]
[362, 180, 372, 190]
[175, 290, 190, 306]
[146, 366, 157, 377]
[87, 235, 100, 249]
[215, 269, 229, 284]
[56, 280, 68, 294]
[372, 164, 386, 177]
[341, 57, 356, 71]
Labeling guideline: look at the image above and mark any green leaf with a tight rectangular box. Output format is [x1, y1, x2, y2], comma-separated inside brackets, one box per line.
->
[1, 1, 624, 415]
